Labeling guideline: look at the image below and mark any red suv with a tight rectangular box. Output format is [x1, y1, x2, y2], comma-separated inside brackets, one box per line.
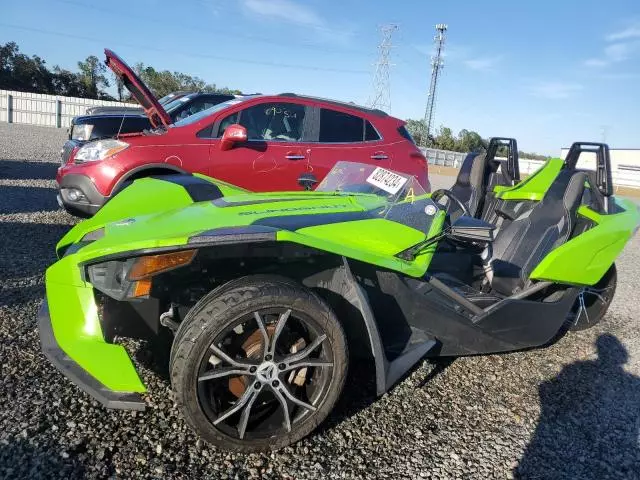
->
[57, 49, 429, 216]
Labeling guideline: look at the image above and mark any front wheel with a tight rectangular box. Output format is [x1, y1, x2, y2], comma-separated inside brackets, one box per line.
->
[170, 276, 348, 452]
[570, 264, 617, 331]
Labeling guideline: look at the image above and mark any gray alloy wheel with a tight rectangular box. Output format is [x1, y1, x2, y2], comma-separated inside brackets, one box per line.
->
[570, 264, 617, 331]
[170, 276, 348, 452]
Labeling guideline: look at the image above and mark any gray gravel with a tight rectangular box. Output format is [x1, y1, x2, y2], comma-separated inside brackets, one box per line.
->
[0, 123, 639, 479]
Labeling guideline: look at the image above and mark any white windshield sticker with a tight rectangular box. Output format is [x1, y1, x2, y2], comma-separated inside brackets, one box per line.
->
[366, 167, 407, 194]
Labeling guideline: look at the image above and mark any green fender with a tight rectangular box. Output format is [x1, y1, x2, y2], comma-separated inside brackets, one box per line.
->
[531, 200, 640, 285]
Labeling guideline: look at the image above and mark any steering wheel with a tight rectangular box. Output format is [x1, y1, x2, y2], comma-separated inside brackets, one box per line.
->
[431, 189, 470, 218]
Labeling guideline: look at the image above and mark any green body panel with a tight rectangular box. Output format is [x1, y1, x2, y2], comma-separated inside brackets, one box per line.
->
[56, 175, 248, 254]
[45, 255, 146, 392]
[494, 158, 564, 201]
[44, 168, 639, 400]
[414, 210, 447, 274]
[277, 211, 445, 277]
[530, 199, 640, 285]
[61, 181, 435, 275]
[46, 178, 444, 393]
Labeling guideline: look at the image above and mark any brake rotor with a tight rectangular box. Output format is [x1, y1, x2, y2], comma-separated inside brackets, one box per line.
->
[228, 325, 308, 398]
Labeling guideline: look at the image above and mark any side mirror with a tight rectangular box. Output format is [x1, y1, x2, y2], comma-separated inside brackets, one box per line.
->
[220, 124, 247, 151]
[449, 216, 495, 243]
[298, 173, 318, 191]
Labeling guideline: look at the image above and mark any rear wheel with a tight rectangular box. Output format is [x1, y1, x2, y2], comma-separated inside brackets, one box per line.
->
[170, 277, 348, 452]
[570, 264, 617, 331]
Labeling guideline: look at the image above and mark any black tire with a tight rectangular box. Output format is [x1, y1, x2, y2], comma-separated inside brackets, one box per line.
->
[170, 276, 348, 452]
[169, 275, 302, 368]
[570, 264, 617, 331]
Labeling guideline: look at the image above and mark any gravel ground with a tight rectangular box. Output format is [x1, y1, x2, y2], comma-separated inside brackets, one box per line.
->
[0, 123, 639, 479]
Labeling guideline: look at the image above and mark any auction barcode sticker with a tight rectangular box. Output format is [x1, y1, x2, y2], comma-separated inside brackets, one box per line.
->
[366, 167, 408, 194]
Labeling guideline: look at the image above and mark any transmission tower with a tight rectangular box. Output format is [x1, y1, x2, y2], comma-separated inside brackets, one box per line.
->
[368, 24, 398, 113]
[421, 24, 447, 147]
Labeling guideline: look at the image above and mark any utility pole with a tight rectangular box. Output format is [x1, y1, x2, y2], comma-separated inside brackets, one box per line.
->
[421, 24, 447, 147]
[368, 24, 398, 113]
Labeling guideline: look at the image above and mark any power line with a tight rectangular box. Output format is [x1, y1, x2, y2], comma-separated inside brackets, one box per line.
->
[48, 0, 372, 57]
[0, 23, 370, 75]
[421, 24, 447, 147]
[368, 24, 398, 113]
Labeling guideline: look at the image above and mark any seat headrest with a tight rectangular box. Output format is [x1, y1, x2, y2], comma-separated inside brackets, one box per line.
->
[456, 152, 483, 187]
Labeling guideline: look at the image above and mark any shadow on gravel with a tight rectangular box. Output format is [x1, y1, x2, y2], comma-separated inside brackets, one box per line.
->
[0, 185, 59, 214]
[133, 331, 175, 382]
[416, 357, 456, 388]
[0, 285, 45, 308]
[316, 359, 378, 435]
[0, 438, 85, 480]
[515, 334, 640, 479]
[0, 159, 59, 180]
[0, 222, 70, 282]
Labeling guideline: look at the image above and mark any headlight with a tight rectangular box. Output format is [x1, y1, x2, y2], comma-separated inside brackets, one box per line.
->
[87, 250, 196, 300]
[71, 124, 94, 141]
[75, 139, 129, 163]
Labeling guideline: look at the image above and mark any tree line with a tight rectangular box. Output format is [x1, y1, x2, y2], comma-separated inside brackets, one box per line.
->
[405, 119, 550, 160]
[0, 42, 239, 100]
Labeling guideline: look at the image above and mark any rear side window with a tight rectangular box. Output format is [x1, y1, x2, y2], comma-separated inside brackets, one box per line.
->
[365, 121, 381, 141]
[397, 126, 416, 144]
[319, 109, 364, 143]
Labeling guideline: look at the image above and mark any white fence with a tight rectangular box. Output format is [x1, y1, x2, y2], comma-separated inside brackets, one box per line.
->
[422, 147, 640, 190]
[0, 89, 136, 128]
[421, 147, 468, 168]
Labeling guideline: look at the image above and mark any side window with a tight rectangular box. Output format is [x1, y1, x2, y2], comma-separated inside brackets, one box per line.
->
[238, 102, 306, 141]
[319, 109, 365, 143]
[365, 121, 381, 141]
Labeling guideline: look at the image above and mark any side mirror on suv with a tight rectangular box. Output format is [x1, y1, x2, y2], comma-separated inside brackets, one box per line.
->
[220, 124, 248, 151]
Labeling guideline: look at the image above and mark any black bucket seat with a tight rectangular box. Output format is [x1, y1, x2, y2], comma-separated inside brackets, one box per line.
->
[447, 138, 520, 221]
[486, 169, 587, 296]
[433, 169, 587, 304]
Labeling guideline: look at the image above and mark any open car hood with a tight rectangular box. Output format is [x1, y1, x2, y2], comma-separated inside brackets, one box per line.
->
[104, 49, 171, 128]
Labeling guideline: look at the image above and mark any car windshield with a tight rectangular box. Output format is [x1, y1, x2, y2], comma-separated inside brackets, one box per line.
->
[158, 92, 187, 105]
[171, 98, 249, 127]
[163, 94, 196, 113]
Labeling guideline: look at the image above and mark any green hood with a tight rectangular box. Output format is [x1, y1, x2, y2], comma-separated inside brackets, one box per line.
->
[57, 175, 441, 277]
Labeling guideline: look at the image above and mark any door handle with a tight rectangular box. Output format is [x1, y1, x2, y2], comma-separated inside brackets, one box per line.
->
[370, 153, 389, 160]
[286, 154, 306, 160]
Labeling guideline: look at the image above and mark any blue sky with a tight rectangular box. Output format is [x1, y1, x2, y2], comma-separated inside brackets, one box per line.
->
[2, 0, 639, 154]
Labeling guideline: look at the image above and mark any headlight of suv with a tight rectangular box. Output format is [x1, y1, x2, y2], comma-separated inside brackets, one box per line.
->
[75, 139, 129, 163]
[71, 124, 94, 141]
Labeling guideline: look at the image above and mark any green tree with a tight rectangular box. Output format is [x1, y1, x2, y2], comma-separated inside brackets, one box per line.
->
[51, 66, 87, 97]
[404, 118, 427, 146]
[433, 126, 456, 151]
[0, 42, 54, 93]
[77, 55, 110, 98]
[133, 62, 240, 97]
[457, 129, 485, 153]
[111, 71, 125, 101]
